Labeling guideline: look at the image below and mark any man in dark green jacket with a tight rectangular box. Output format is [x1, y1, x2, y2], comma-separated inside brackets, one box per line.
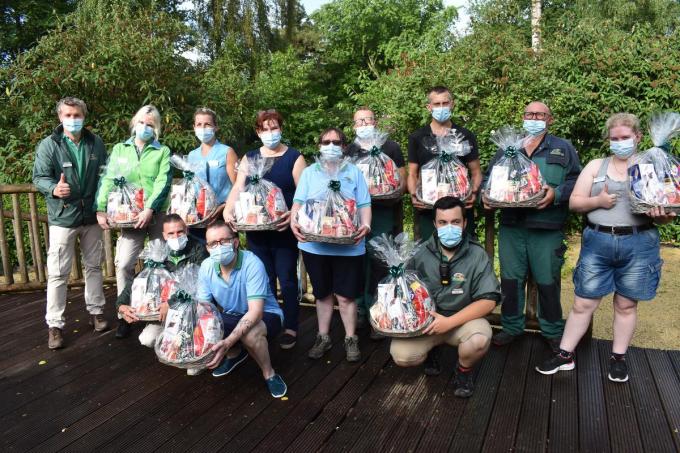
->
[390, 197, 500, 398]
[115, 214, 208, 341]
[483, 101, 581, 349]
[33, 97, 109, 349]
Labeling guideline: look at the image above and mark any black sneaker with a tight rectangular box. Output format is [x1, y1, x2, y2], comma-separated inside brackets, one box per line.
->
[115, 319, 131, 339]
[546, 337, 562, 353]
[535, 352, 575, 375]
[279, 333, 297, 350]
[423, 348, 441, 376]
[453, 368, 474, 398]
[492, 330, 520, 347]
[608, 357, 629, 383]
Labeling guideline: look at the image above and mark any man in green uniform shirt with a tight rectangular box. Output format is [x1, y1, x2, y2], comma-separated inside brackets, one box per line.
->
[484, 101, 581, 349]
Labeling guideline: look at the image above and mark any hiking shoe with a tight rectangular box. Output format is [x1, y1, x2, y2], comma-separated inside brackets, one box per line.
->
[115, 319, 131, 339]
[279, 333, 297, 350]
[536, 352, 575, 375]
[369, 328, 385, 341]
[492, 330, 520, 346]
[212, 348, 249, 377]
[308, 333, 332, 359]
[344, 335, 361, 362]
[608, 357, 629, 383]
[48, 327, 64, 349]
[91, 314, 109, 332]
[266, 374, 288, 398]
[423, 348, 441, 376]
[453, 368, 474, 398]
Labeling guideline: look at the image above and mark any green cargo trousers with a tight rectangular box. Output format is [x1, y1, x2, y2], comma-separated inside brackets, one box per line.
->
[498, 225, 566, 339]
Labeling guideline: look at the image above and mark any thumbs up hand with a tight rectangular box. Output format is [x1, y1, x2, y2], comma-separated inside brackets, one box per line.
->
[53, 172, 71, 198]
[597, 183, 617, 209]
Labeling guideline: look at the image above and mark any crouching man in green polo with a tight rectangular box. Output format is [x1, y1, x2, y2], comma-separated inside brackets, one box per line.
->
[484, 101, 581, 350]
[390, 197, 500, 398]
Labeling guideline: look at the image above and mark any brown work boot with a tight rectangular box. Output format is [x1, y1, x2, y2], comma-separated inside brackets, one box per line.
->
[91, 314, 109, 332]
[48, 327, 64, 349]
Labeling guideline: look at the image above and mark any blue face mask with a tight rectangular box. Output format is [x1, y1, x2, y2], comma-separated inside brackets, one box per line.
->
[431, 107, 451, 123]
[437, 224, 463, 248]
[320, 144, 343, 159]
[523, 119, 546, 136]
[355, 125, 375, 140]
[194, 127, 215, 144]
[135, 123, 154, 142]
[610, 138, 636, 158]
[260, 131, 282, 149]
[63, 118, 84, 134]
[210, 243, 235, 265]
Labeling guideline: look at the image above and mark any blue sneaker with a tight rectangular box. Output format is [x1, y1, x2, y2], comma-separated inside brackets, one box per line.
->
[212, 349, 248, 377]
[266, 374, 287, 398]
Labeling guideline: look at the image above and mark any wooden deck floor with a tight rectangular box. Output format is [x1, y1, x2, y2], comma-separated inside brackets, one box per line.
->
[2, 289, 680, 452]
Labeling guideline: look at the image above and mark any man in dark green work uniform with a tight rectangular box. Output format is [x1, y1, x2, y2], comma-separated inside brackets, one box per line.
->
[33, 97, 109, 350]
[344, 107, 407, 337]
[484, 101, 581, 349]
[390, 197, 500, 398]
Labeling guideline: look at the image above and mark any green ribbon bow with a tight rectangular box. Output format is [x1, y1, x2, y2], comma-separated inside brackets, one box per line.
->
[143, 259, 165, 269]
[250, 174, 261, 185]
[328, 180, 341, 192]
[438, 151, 453, 163]
[173, 289, 193, 303]
[660, 142, 672, 152]
[369, 146, 382, 157]
[504, 146, 518, 158]
[113, 177, 127, 187]
[182, 170, 195, 180]
[389, 263, 405, 278]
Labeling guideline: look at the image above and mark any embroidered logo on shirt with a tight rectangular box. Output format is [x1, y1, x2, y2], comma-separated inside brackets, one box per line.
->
[452, 272, 466, 283]
[550, 149, 565, 156]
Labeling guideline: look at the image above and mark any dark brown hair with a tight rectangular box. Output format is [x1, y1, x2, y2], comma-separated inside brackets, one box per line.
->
[255, 109, 284, 131]
[317, 127, 347, 145]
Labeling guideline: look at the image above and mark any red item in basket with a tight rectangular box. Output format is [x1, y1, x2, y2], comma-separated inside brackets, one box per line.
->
[345, 199, 356, 217]
[384, 160, 398, 188]
[135, 188, 144, 210]
[193, 325, 204, 356]
[196, 188, 206, 218]
[410, 282, 429, 324]
[527, 164, 542, 193]
[160, 279, 175, 304]
[265, 187, 286, 220]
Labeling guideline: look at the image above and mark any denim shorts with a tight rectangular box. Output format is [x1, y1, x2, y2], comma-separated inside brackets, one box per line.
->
[573, 227, 663, 301]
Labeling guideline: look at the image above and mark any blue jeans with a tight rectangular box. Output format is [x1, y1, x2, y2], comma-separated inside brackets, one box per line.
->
[573, 227, 663, 301]
[247, 237, 300, 332]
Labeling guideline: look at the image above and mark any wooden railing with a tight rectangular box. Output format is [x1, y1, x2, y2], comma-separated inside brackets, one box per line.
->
[0, 184, 543, 330]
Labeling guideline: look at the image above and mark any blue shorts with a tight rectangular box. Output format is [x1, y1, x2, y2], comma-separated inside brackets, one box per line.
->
[573, 227, 663, 301]
[221, 312, 282, 340]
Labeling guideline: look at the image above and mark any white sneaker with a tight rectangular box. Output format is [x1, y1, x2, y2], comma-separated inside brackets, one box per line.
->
[187, 368, 204, 376]
[138, 323, 163, 348]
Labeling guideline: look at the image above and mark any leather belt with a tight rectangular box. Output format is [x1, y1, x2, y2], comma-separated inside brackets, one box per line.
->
[586, 221, 653, 235]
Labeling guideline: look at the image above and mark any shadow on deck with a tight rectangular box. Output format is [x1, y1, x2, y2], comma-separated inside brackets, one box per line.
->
[1, 289, 680, 452]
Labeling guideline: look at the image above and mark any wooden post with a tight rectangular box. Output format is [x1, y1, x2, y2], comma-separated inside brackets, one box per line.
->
[28, 193, 46, 282]
[0, 196, 13, 284]
[103, 229, 115, 278]
[11, 194, 28, 283]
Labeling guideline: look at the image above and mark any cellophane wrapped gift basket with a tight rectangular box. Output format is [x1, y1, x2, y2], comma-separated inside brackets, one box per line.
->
[416, 130, 471, 207]
[232, 156, 288, 231]
[130, 239, 176, 321]
[168, 155, 218, 227]
[352, 129, 401, 200]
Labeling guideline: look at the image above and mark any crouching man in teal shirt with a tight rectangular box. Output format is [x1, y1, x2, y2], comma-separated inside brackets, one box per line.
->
[199, 220, 287, 398]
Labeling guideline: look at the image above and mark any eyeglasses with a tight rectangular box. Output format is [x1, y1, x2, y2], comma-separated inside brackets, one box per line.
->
[523, 111, 550, 120]
[353, 117, 375, 126]
[320, 140, 343, 146]
[206, 238, 235, 249]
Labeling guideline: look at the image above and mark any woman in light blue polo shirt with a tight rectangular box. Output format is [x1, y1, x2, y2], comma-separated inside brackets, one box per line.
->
[187, 107, 238, 243]
[290, 127, 372, 363]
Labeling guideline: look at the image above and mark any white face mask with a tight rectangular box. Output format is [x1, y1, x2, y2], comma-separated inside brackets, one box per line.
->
[166, 234, 188, 252]
[355, 125, 375, 140]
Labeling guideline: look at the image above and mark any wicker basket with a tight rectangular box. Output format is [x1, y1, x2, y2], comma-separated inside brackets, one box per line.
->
[483, 189, 546, 209]
[135, 313, 161, 322]
[233, 221, 282, 231]
[630, 195, 680, 215]
[302, 233, 356, 245]
[369, 316, 433, 338]
[371, 189, 402, 201]
[109, 220, 138, 229]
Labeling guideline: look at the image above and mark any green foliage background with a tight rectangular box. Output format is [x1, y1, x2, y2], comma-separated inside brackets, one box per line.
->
[2, 0, 680, 247]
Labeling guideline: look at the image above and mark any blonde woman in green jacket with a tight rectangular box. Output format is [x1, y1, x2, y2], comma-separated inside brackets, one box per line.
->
[95, 105, 172, 299]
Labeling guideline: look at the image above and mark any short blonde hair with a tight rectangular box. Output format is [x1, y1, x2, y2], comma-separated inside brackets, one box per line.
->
[130, 105, 162, 139]
[604, 113, 641, 138]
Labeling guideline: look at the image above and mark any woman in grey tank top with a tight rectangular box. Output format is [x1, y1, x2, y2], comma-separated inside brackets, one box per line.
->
[536, 113, 675, 383]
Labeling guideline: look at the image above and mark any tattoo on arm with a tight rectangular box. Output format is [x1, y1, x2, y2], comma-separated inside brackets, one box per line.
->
[235, 318, 253, 335]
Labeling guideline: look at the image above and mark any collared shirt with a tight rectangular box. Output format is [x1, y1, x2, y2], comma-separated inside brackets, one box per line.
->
[293, 160, 371, 257]
[187, 141, 233, 204]
[63, 135, 86, 184]
[197, 250, 283, 322]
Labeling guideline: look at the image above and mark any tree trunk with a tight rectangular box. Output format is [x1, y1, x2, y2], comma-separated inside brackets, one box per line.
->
[531, 0, 542, 54]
